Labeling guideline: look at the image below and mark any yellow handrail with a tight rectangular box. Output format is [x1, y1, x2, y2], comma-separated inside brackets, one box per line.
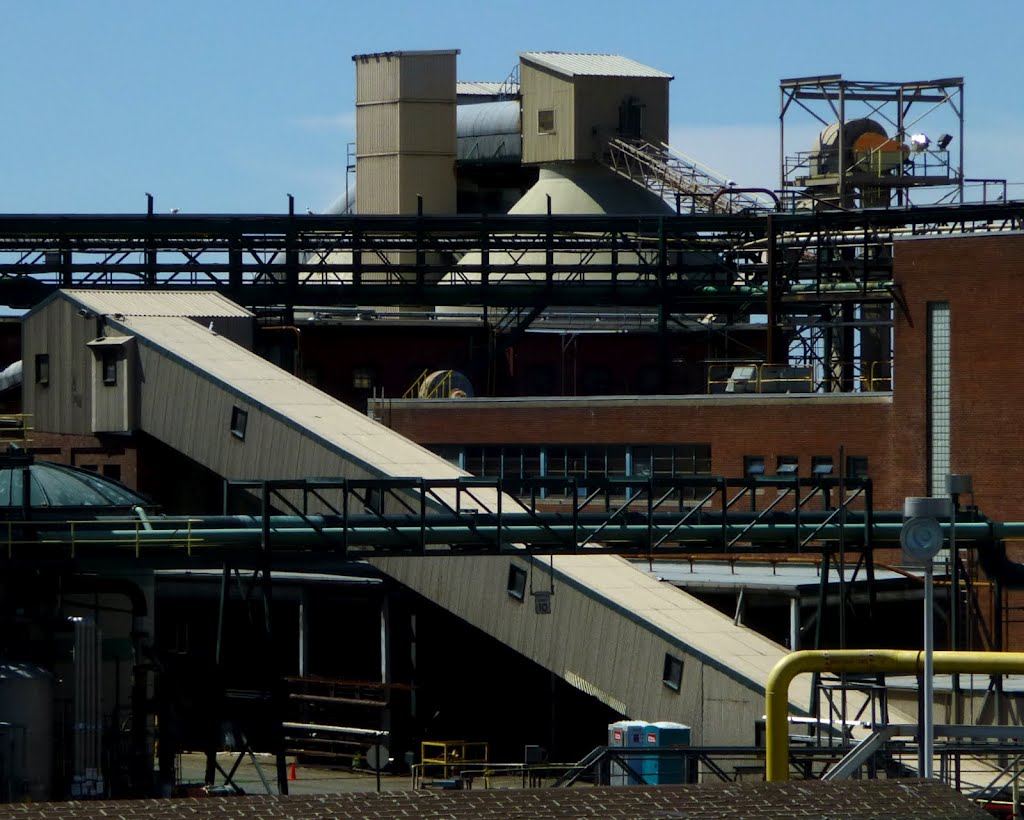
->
[766, 649, 1024, 781]
[402, 369, 430, 399]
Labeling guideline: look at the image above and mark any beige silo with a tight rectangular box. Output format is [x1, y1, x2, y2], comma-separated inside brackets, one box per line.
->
[353, 49, 459, 215]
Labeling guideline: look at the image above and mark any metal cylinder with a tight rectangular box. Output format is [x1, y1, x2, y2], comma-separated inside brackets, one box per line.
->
[0, 662, 54, 801]
[904, 497, 952, 520]
[946, 474, 973, 496]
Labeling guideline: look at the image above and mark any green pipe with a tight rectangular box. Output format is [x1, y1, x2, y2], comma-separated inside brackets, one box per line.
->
[45, 519, 1016, 551]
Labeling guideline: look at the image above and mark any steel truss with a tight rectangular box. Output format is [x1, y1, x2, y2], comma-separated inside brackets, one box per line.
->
[0, 207, 1020, 310]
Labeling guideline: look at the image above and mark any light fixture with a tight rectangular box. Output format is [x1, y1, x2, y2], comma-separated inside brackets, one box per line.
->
[812, 460, 834, 476]
[776, 462, 798, 475]
[910, 133, 931, 153]
[936, 133, 953, 150]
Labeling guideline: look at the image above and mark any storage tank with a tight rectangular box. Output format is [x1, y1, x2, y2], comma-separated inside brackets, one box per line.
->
[0, 662, 54, 802]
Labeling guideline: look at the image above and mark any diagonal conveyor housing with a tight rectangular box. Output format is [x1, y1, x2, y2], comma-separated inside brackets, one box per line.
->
[24, 290, 916, 746]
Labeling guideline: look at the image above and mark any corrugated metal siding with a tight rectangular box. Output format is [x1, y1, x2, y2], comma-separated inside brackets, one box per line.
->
[25, 296, 96, 435]
[574, 75, 670, 159]
[398, 101, 456, 155]
[67, 290, 252, 318]
[374, 553, 820, 741]
[354, 53, 400, 103]
[398, 155, 455, 214]
[124, 315, 458, 480]
[355, 51, 456, 215]
[520, 62, 575, 164]
[399, 51, 457, 100]
[520, 52, 673, 80]
[355, 156, 400, 214]
[356, 103, 401, 157]
[89, 336, 136, 433]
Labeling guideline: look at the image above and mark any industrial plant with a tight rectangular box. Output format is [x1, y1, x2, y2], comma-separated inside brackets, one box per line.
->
[1, 47, 1023, 818]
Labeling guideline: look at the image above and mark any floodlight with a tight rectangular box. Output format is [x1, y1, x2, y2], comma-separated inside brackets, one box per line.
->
[936, 133, 953, 150]
[910, 133, 930, 153]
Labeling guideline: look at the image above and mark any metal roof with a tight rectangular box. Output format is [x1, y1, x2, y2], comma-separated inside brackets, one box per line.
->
[641, 559, 922, 594]
[456, 81, 514, 97]
[113, 314, 462, 479]
[64, 290, 253, 319]
[0, 460, 150, 509]
[520, 52, 673, 80]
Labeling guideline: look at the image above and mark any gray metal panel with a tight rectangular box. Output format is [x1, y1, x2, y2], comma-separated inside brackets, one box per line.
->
[520, 52, 673, 80]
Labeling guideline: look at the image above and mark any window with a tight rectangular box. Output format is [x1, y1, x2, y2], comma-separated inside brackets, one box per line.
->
[230, 406, 248, 440]
[662, 653, 684, 691]
[846, 455, 869, 479]
[537, 109, 555, 134]
[34, 354, 49, 386]
[743, 455, 766, 477]
[811, 456, 834, 477]
[101, 350, 118, 386]
[102, 463, 122, 482]
[352, 367, 374, 390]
[507, 563, 527, 601]
[776, 456, 799, 475]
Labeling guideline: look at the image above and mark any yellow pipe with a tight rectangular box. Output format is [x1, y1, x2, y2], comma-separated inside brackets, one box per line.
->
[766, 649, 1024, 781]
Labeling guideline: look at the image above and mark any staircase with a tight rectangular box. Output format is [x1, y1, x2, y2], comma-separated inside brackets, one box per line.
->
[604, 138, 776, 214]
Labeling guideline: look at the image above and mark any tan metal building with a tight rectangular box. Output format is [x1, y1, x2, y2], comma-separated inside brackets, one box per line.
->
[520, 52, 672, 164]
[354, 50, 459, 215]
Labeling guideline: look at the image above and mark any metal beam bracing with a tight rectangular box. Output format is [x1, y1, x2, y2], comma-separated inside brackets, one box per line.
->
[0, 474, 1011, 570]
[0, 206, 1021, 311]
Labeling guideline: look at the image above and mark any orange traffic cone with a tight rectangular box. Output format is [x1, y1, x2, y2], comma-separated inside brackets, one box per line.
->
[288, 762, 297, 781]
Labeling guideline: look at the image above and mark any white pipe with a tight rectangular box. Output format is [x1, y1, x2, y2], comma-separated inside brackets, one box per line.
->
[923, 561, 935, 778]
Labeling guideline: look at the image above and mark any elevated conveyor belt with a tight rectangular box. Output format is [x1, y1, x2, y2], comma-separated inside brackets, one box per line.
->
[25, 289, 920, 745]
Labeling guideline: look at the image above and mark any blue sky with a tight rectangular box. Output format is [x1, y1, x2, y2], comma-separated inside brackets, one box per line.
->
[3, 0, 1022, 213]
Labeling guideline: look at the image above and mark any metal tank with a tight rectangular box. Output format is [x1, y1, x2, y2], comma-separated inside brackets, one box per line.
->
[0, 662, 54, 802]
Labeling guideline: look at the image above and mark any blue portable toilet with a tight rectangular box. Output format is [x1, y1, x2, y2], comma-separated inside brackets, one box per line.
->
[608, 720, 646, 785]
[641, 722, 691, 784]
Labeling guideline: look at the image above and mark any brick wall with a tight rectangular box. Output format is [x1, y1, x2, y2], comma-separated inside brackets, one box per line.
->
[29, 431, 139, 489]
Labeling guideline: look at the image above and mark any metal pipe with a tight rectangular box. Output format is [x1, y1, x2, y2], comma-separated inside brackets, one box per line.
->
[60, 519, 1015, 549]
[765, 650, 1024, 781]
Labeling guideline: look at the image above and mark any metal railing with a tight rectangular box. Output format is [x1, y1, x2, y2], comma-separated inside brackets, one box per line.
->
[707, 362, 893, 394]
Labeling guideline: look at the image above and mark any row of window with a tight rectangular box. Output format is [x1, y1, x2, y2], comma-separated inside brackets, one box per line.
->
[434, 444, 712, 496]
[742, 454, 869, 479]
